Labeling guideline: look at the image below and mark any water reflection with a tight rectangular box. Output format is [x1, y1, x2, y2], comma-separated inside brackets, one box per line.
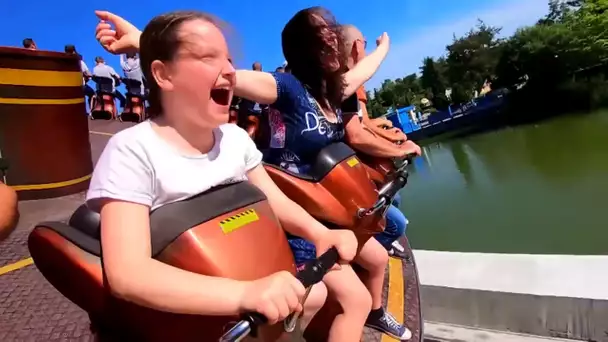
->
[402, 110, 608, 255]
[448, 142, 474, 187]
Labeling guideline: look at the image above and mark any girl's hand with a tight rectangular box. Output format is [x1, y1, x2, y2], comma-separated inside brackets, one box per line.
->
[376, 32, 390, 49]
[390, 127, 408, 142]
[314, 229, 358, 269]
[371, 117, 393, 128]
[95, 10, 142, 54]
[238, 271, 305, 325]
[399, 140, 422, 157]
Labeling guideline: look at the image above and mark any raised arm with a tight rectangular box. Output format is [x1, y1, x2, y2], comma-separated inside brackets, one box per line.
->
[233, 70, 279, 105]
[342, 33, 390, 100]
[247, 164, 358, 262]
[120, 54, 129, 71]
[95, 11, 142, 54]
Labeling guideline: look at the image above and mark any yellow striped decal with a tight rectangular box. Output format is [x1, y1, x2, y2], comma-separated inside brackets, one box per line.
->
[11, 174, 91, 191]
[0, 97, 84, 105]
[381, 257, 405, 342]
[347, 157, 360, 167]
[0, 68, 82, 87]
[219, 208, 259, 234]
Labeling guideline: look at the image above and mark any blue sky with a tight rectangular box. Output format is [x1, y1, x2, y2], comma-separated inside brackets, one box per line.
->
[3, 0, 548, 90]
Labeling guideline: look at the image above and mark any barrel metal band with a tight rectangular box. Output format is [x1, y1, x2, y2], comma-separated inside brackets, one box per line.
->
[0, 97, 84, 105]
[0, 68, 82, 87]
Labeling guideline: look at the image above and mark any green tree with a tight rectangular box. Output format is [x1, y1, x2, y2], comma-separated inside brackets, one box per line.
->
[445, 20, 504, 102]
[420, 57, 450, 108]
[367, 0, 608, 117]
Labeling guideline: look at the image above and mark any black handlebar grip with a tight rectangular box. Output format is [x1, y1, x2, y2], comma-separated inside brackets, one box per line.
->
[238, 247, 339, 337]
[405, 153, 417, 163]
[244, 312, 267, 326]
[296, 247, 339, 287]
[380, 174, 408, 200]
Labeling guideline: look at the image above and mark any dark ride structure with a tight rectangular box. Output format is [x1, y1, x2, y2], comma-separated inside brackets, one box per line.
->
[0, 47, 93, 200]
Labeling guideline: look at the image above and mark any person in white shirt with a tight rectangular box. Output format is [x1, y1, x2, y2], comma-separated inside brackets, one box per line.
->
[92, 56, 126, 108]
[65, 44, 95, 107]
[91, 9, 363, 339]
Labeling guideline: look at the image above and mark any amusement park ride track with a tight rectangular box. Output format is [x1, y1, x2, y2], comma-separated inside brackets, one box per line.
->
[0, 120, 422, 342]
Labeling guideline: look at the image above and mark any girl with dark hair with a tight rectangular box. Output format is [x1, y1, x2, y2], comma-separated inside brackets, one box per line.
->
[233, 7, 412, 340]
[90, 10, 363, 338]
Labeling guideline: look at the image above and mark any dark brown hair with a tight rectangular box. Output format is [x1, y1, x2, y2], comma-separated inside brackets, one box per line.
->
[64, 44, 76, 54]
[281, 7, 348, 110]
[139, 10, 222, 118]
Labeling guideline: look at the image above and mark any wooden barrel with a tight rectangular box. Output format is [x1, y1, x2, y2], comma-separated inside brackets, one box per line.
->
[0, 47, 93, 200]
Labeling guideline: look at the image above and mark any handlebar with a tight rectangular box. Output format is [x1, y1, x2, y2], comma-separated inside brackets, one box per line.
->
[219, 247, 340, 342]
[358, 154, 416, 218]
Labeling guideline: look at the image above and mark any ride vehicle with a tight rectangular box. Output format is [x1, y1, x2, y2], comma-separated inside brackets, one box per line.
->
[28, 140, 421, 341]
[89, 76, 119, 120]
[28, 181, 336, 342]
[237, 112, 423, 341]
[262, 142, 419, 341]
[119, 78, 146, 123]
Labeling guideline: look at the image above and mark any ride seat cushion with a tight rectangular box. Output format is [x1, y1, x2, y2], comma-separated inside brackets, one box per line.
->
[50, 182, 267, 258]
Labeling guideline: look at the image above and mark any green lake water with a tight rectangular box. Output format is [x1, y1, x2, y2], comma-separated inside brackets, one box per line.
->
[400, 110, 608, 255]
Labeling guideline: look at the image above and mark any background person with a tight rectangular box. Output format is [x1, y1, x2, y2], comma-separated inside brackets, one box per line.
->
[341, 24, 420, 259]
[22, 38, 37, 50]
[92, 56, 126, 109]
[342, 25, 408, 143]
[120, 52, 146, 95]
[65, 44, 95, 111]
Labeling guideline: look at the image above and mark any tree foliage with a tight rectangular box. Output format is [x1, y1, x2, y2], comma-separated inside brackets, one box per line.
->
[366, 0, 608, 118]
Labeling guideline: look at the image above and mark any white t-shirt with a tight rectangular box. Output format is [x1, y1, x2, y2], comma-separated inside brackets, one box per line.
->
[86, 121, 263, 212]
[80, 60, 89, 85]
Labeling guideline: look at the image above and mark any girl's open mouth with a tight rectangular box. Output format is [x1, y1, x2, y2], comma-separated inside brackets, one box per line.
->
[210, 88, 231, 106]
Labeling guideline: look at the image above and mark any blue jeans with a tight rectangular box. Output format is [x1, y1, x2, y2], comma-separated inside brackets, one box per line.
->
[375, 193, 408, 250]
